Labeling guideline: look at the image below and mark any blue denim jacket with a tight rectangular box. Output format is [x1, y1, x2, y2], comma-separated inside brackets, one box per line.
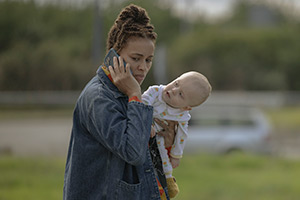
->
[63, 67, 168, 200]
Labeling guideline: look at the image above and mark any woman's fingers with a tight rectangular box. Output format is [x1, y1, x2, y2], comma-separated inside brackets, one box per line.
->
[113, 56, 120, 73]
[154, 119, 178, 148]
[109, 65, 116, 81]
[154, 118, 168, 129]
[168, 120, 179, 129]
[110, 56, 125, 82]
[118, 56, 125, 73]
[125, 63, 131, 74]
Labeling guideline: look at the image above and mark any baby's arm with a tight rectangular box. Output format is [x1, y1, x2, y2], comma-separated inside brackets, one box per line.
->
[170, 121, 188, 161]
[142, 85, 160, 106]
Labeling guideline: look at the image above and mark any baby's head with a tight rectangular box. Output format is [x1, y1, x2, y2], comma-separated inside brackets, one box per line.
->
[162, 71, 212, 111]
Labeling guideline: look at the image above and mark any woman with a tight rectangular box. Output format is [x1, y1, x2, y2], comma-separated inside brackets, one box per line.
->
[63, 4, 175, 200]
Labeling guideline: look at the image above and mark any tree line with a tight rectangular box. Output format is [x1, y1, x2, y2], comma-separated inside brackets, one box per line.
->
[0, 0, 299, 91]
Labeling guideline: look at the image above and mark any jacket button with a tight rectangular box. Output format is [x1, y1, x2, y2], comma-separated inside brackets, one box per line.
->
[145, 169, 151, 173]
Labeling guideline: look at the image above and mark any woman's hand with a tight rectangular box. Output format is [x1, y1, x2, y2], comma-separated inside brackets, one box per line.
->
[109, 56, 141, 99]
[150, 125, 156, 138]
[155, 119, 178, 148]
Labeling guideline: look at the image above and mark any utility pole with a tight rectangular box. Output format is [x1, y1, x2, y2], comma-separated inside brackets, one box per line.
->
[153, 44, 168, 84]
[92, 0, 103, 65]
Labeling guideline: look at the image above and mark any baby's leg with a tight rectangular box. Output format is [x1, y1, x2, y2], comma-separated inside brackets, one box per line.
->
[156, 135, 173, 178]
[157, 136, 179, 198]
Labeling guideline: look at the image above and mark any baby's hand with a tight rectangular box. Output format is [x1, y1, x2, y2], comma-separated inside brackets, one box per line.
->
[170, 157, 180, 168]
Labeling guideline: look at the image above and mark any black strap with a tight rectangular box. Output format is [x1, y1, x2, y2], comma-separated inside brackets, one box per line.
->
[149, 137, 167, 188]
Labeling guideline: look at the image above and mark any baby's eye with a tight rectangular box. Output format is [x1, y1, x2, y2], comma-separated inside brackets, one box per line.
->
[146, 58, 152, 63]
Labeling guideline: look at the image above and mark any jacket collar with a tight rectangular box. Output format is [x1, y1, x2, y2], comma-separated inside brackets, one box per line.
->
[96, 66, 127, 99]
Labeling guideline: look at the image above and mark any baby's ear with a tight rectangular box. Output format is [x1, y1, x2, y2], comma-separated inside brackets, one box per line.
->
[181, 106, 192, 111]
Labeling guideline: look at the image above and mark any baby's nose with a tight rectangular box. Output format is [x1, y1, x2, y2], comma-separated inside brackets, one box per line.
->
[172, 88, 179, 95]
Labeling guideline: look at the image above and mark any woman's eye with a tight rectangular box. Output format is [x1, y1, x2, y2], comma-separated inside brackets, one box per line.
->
[132, 57, 139, 61]
[146, 59, 152, 63]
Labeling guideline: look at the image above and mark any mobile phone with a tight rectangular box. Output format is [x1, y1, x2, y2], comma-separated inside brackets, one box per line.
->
[104, 48, 126, 69]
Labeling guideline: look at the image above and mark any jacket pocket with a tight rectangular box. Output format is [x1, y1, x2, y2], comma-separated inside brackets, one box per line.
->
[115, 180, 142, 200]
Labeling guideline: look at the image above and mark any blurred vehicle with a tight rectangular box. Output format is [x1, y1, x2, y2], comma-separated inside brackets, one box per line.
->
[184, 105, 271, 154]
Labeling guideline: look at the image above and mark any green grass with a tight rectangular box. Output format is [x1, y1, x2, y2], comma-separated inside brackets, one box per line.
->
[173, 153, 300, 200]
[1, 154, 300, 200]
[0, 156, 65, 200]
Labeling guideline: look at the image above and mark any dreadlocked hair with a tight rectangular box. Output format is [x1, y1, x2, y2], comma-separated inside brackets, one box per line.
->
[106, 4, 157, 53]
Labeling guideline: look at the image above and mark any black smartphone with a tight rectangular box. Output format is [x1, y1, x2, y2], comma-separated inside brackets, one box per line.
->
[104, 48, 126, 69]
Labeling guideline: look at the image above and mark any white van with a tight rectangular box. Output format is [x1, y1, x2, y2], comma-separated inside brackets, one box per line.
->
[185, 105, 271, 154]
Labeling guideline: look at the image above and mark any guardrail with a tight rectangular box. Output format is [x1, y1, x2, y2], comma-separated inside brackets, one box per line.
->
[0, 91, 81, 106]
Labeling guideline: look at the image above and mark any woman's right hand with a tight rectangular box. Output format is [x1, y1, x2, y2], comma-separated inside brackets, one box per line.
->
[109, 56, 141, 99]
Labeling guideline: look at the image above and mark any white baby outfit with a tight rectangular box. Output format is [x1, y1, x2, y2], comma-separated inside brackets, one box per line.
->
[142, 85, 190, 178]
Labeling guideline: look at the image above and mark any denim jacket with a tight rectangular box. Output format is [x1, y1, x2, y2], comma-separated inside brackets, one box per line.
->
[63, 67, 168, 200]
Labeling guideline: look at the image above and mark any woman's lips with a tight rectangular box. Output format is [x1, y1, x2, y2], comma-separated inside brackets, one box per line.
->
[134, 75, 144, 83]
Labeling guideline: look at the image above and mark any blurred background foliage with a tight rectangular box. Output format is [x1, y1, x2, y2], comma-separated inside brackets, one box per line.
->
[0, 0, 300, 91]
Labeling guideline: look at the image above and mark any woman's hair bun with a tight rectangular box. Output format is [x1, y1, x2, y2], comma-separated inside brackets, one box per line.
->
[117, 4, 150, 26]
[106, 4, 157, 52]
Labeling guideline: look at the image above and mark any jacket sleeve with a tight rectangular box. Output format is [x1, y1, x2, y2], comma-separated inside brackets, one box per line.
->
[83, 89, 153, 166]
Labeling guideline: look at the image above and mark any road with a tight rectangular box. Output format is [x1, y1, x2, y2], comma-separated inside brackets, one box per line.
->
[0, 118, 72, 157]
[1, 117, 300, 159]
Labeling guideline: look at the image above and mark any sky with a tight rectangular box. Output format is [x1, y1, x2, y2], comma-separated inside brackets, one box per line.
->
[172, 0, 300, 20]
[16, 0, 300, 20]
[173, 0, 235, 19]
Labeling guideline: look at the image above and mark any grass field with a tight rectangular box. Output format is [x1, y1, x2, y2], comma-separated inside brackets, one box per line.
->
[173, 153, 300, 200]
[1, 153, 300, 200]
[0, 156, 65, 200]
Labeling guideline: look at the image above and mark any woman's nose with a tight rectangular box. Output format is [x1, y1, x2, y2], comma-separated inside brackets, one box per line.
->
[138, 60, 147, 71]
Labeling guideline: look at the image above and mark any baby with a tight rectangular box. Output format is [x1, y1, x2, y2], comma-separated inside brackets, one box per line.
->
[142, 71, 212, 198]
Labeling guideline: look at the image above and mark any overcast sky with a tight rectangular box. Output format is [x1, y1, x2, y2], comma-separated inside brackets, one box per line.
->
[173, 0, 234, 18]
[172, 0, 300, 20]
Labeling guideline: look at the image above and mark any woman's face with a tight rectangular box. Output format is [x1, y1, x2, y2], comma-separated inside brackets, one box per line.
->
[119, 37, 155, 85]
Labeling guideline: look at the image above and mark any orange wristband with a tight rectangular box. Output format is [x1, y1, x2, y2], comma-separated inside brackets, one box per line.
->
[129, 96, 141, 102]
